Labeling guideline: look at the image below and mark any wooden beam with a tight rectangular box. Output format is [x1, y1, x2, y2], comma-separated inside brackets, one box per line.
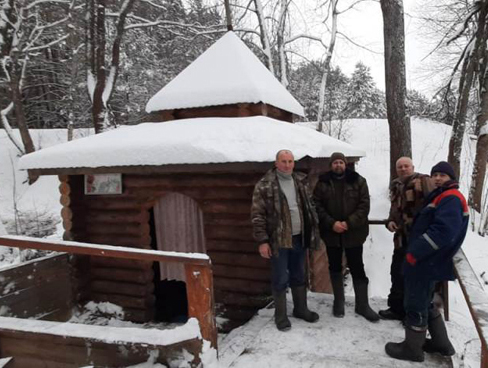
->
[185, 264, 217, 349]
[453, 249, 488, 368]
[0, 236, 210, 266]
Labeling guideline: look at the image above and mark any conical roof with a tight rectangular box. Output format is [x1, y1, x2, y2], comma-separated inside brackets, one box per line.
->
[146, 32, 304, 116]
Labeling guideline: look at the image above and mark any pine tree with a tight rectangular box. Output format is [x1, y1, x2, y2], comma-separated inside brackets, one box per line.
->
[344, 62, 386, 119]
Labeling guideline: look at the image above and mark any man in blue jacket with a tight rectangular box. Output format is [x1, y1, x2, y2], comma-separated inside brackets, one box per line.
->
[385, 161, 469, 362]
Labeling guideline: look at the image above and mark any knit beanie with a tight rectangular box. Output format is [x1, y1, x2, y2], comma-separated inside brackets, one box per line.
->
[431, 161, 456, 180]
[330, 152, 347, 166]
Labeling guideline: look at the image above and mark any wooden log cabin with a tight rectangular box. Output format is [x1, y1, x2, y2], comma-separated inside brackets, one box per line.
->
[19, 31, 365, 331]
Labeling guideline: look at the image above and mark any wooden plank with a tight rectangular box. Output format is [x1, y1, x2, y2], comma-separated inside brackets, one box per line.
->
[83, 209, 149, 224]
[201, 200, 251, 215]
[185, 264, 217, 349]
[0, 236, 211, 267]
[453, 249, 488, 368]
[208, 251, 268, 269]
[206, 239, 257, 253]
[213, 264, 270, 282]
[90, 280, 154, 297]
[205, 224, 253, 241]
[83, 234, 152, 248]
[90, 267, 153, 284]
[214, 276, 271, 295]
[90, 256, 153, 270]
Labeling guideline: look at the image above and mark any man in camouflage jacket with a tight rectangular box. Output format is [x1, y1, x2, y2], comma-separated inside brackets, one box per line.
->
[379, 157, 434, 321]
[251, 149, 321, 331]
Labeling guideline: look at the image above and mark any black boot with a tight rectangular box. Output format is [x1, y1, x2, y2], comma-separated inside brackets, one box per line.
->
[353, 278, 380, 322]
[330, 272, 345, 318]
[385, 326, 426, 362]
[379, 307, 404, 321]
[273, 290, 291, 331]
[291, 286, 319, 323]
[424, 315, 455, 356]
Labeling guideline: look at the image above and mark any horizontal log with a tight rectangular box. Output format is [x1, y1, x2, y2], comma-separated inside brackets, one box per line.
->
[91, 292, 155, 309]
[208, 251, 269, 269]
[127, 186, 253, 202]
[123, 306, 155, 323]
[214, 276, 271, 295]
[124, 174, 262, 189]
[60, 194, 71, 207]
[90, 280, 154, 297]
[90, 256, 153, 270]
[90, 267, 153, 284]
[85, 223, 150, 237]
[214, 290, 271, 308]
[216, 305, 258, 322]
[84, 197, 146, 210]
[201, 200, 251, 215]
[205, 239, 257, 253]
[204, 213, 252, 227]
[83, 234, 152, 248]
[61, 207, 73, 221]
[84, 209, 150, 224]
[205, 224, 253, 241]
[213, 264, 270, 282]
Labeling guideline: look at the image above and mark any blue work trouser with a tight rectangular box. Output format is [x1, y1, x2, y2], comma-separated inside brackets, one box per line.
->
[271, 235, 306, 292]
[404, 273, 438, 329]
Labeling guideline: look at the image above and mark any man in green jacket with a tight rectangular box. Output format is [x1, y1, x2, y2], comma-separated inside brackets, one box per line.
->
[251, 149, 321, 331]
[313, 152, 379, 322]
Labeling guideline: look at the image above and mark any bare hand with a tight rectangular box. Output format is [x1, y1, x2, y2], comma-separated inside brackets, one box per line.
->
[259, 243, 272, 259]
[341, 221, 348, 231]
[333, 221, 347, 233]
[387, 221, 398, 232]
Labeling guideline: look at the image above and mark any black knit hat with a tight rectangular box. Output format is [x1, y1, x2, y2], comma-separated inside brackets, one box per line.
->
[330, 152, 347, 166]
[431, 161, 456, 180]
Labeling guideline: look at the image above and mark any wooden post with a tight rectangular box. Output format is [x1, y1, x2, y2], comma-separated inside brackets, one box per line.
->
[482, 345, 488, 368]
[185, 264, 217, 350]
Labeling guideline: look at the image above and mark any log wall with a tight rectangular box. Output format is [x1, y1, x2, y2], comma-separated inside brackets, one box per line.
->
[0, 254, 74, 321]
[61, 167, 336, 327]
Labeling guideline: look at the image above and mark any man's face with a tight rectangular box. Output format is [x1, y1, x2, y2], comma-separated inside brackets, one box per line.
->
[396, 158, 414, 180]
[275, 152, 295, 174]
[432, 172, 451, 188]
[331, 159, 346, 175]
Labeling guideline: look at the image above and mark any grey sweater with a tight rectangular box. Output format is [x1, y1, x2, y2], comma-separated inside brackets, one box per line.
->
[277, 170, 302, 235]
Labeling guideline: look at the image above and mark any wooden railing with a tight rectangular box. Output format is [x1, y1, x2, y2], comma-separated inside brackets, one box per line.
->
[0, 236, 217, 349]
[454, 249, 488, 368]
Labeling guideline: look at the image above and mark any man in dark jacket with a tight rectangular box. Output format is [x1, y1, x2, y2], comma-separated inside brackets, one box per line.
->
[379, 157, 434, 321]
[313, 152, 379, 322]
[386, 161, 469, 362]
[251, 149, 321, 331]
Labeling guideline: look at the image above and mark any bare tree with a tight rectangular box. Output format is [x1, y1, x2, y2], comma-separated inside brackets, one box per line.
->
[380, 0, 412, 181]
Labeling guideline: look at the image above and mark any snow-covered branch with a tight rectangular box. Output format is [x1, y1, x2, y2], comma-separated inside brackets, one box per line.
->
[284, 33, 327, 49]
[24, 0, 71, 11]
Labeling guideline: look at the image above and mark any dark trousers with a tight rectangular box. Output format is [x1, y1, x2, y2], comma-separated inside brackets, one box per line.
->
[387, 244, 407, 315]
[271, 235, 306, 292]
[326, 245, 367, 281]
[404, 273, 437, 328]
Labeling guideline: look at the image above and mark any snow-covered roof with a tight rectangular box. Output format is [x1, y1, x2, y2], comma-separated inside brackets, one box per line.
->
[145, 32, 305, 117]
[19, 117, 365, 171]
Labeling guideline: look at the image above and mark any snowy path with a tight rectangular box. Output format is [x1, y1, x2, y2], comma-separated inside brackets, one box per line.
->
[219, 293, 453, 368]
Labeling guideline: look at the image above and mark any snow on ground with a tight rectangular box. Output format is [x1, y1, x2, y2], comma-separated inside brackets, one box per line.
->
[0, 118, 487, 367]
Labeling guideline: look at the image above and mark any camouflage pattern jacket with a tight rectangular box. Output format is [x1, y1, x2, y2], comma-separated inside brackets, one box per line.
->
[387, 172, 434, 248]
[251, 169, 321, 256]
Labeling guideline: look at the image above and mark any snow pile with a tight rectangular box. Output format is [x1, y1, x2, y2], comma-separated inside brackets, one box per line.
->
[18, 117, 365, 170]
[146, 32, 304, 116]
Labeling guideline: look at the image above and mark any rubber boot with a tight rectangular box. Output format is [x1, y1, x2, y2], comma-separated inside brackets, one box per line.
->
[423, 315, 455, 356]
[353, 278, 380, 322]
[291, 286, 319, 323]
[273, 290, 291, 331]
[385, 326, 426, 362]
[330, 272, 345, 318]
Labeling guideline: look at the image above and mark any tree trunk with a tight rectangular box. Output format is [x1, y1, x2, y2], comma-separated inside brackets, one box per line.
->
[469, 117, 488, 213]
[224, 0, 233, 31]
[91, 0, 107, 133]
[380, 0, 412, 181]
[448, 2, 488, 178]
[317, 0, 338, 132]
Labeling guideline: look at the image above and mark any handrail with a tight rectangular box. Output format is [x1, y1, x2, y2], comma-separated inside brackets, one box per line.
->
[0, 235, 217, 349]
[454, 249, 488, 368]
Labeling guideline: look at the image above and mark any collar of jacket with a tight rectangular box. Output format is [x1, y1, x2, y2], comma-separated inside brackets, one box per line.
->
[318, 168, 359, 184]
[262, 168, 306, 183]
[426, 180, 460, 203]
